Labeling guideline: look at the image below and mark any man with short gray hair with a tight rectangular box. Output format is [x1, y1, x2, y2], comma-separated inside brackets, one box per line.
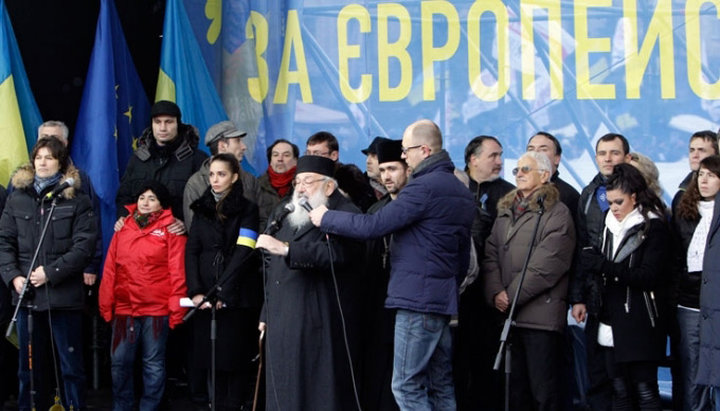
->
[484, 151, 575, 410]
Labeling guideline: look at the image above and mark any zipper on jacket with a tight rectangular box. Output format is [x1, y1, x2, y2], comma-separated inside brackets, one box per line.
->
[624, 286, 630, 313]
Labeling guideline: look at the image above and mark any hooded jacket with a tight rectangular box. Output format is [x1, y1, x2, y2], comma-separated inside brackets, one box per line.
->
[99, 204, 188, 328]
[0, 164, 97, 311]
[115, 124, 207, 221]
[483, 183, 575, 332]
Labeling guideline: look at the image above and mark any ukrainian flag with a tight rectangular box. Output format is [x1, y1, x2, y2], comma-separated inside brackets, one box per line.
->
[70, 0, 150, 255]
[0, 0, 41, 186]
[156, 0, 226, 142]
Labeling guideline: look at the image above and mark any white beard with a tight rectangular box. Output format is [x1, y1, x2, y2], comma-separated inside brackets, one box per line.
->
[287, 187, 330, 229]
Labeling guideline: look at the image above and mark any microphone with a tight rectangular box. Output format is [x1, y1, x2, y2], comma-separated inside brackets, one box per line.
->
[45, 177, 75, 199]
[299, 197, 313, 212]
[264, 202, 295, 235]
[536, 194, 546, 211]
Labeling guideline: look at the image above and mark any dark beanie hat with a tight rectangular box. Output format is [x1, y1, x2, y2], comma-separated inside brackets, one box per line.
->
[150, 100, 181, 122]
[134, 180, 171, 209]
[362, 136, 392, 155]
[296, 155, 335, 178]
[376, 139, 404, 164]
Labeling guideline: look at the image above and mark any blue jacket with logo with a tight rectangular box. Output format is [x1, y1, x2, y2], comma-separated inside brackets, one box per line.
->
[321, 151, 474, 315]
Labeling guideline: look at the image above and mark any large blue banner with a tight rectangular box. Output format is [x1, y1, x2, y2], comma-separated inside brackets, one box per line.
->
[182, 0, 720, 200]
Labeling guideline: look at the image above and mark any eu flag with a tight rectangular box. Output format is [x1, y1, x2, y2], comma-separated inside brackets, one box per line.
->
[156, 0, 227, 142]
[0, 0, 42, 186]
[70, 0, 150, 255]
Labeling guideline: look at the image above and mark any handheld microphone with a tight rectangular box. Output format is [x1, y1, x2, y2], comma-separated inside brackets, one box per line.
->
[264, 202, 295, 235]
[45, 177, 75, 199]
[299, 197, 313, 212]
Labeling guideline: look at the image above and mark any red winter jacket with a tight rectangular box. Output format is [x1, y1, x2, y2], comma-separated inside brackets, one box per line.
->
[99, 205, 187, 328]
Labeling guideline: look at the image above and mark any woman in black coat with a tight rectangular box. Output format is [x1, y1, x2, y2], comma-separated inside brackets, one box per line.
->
[0, 137, 97, 411]
[672, 156, 720, 411]
[581, 164, 670, 410]
[185, 153, 260, 410]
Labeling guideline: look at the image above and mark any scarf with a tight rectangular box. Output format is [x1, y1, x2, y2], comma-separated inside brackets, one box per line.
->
[211, 189, 225, 203]
[268, 165, 296, 197]
[687, 200, 715, 272]
[33, 173, 62, 194]
[604, 206, 652, 257]
[133, 209, 163, 229]
[511, 191, 530, 221]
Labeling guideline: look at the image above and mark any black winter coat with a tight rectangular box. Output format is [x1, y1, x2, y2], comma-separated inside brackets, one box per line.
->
[116, 124, 207, 221]
[185, 181, 261, 308]
[0, 165, 97, 311]
[585, 218, 670, 364]
[185, 181, 260, 371]
[569, 173, 607, 306]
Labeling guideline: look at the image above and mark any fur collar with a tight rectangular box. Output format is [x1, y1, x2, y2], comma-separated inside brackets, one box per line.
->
[191, 180, 247, 221]
[497, 182, 560, 213]
[11, 163, 81, 199]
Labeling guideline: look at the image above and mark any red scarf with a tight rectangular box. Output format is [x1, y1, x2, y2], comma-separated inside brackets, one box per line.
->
[268, 165, 296, 197]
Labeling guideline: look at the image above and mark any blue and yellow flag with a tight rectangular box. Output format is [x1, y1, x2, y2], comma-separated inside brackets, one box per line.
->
[0, 0, 41, 186]
[70, 0, 150, 255]
[156, 0, 227, 143]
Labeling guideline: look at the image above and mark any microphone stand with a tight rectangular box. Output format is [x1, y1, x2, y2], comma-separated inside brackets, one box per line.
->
[492, 198, 545, 411]
[6, 195, 61, 411]
[183, 209, 291, 411]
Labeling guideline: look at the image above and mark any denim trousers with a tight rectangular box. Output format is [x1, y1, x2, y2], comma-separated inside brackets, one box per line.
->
[391, 309, 455, 411]
[110, 316, 169, 411]
[677, 306, 713, 411]
[16, 308, 86, 411]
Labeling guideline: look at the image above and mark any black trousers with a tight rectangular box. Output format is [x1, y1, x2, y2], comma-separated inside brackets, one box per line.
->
[509, 328, 564, 411]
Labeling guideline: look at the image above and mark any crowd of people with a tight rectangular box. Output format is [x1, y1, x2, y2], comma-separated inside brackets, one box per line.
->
[0, 100, 720, 411]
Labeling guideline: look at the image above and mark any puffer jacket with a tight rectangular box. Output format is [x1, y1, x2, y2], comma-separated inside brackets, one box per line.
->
[99, 204, 187, 328]
[697, 194, 720, 386]
[0, 164, 97, 311]
[483, 183, 576, 332]
[115, 124, 207, 220]
[321, 150, 475, 316]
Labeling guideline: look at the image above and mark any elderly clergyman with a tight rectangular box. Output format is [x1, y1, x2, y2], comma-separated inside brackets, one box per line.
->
[483, 151, 575, 410]
[256, 155, 363, 411]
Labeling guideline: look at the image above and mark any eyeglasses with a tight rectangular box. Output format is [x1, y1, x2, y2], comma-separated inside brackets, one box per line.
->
[512, 166, 538, 176]
[292, 177, 327, 188]
[305, 150, 331, 157]
[401, 145, 422, 155]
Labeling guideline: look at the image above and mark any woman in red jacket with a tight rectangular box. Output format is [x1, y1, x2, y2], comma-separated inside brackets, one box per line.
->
[99, 180, 187, 411]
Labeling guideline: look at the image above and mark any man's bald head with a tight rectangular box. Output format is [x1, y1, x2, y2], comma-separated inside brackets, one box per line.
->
[403, 120, 442, 153]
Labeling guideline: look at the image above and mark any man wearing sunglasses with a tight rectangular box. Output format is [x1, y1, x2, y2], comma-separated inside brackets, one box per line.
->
[308, 120, 475, 410]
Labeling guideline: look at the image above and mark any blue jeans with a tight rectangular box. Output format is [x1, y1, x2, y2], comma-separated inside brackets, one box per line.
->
[677, 307, 713, 411]
[16, 309, 86, 411]
[110, 316, 169, 411]
[391, 309, 455, 411]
